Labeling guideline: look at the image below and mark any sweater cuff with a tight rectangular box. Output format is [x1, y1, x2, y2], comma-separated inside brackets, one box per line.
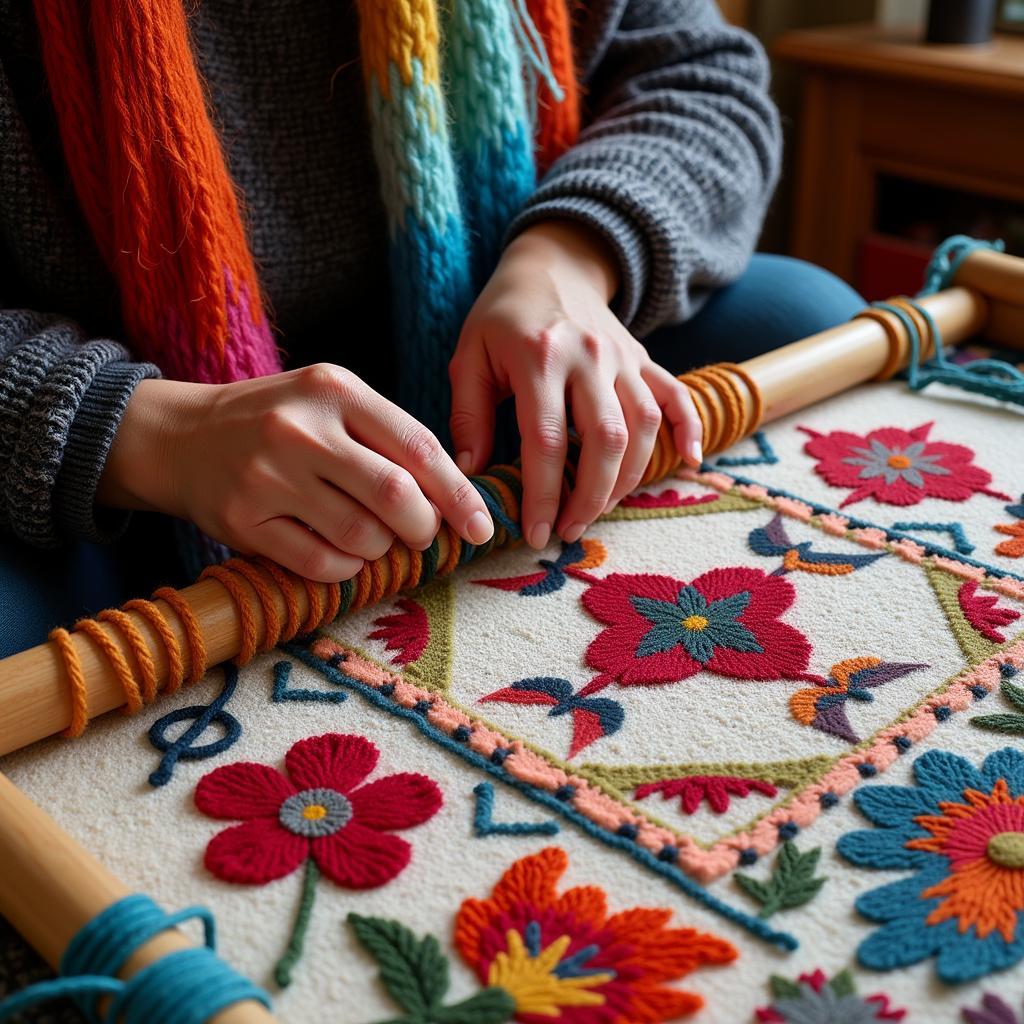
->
[506, 194, 650, 331]
[54, 361, 161, 544]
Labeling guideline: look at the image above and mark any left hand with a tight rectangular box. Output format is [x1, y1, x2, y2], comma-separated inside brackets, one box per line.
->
[449, 220, 703, 550]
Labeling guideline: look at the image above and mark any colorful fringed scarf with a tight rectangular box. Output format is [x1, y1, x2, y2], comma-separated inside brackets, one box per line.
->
[33, 0, 579, 439]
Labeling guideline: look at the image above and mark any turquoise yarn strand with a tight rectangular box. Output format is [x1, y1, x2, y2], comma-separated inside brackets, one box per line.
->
[918, 233, 1006, 296]
[0, 895, 269, 1024]
[868, 235, 1024, 407]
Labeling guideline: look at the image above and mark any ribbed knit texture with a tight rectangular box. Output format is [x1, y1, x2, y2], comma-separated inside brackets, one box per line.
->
[0, 0, 781, 549]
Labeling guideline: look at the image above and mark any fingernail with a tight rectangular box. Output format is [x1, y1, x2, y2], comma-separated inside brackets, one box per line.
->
[528, 522, 551, 549]
[456, 450, 473, 474]
[562, 521, 586, 543]
[688, 441, 703, 466]
[466, 510, 493, 545]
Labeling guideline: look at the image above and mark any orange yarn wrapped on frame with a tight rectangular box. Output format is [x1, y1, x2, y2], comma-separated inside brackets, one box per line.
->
[47, 363, 762, 737]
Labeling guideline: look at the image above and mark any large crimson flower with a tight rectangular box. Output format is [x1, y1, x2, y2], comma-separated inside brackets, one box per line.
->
[800, 422, 1009, 509]
[195, 732, 442, 986]
[580, 569, 819, 695]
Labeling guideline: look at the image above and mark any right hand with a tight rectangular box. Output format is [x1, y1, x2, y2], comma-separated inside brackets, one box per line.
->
[98, 364, 495, 582]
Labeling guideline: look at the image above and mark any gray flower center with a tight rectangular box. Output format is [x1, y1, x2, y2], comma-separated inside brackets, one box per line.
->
[279, 787, 352, 838]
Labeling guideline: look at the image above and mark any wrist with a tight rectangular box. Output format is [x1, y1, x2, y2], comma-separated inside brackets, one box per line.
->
[505, 220, 620, 305]
[97, 377, 211, 516]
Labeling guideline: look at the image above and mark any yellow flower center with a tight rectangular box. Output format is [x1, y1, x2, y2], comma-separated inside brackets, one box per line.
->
[302, 804, 328, 821]
[887, 453, 912, 469]
[682, 614, 709, 631]
[487, 929, 612, 1016]
[987, 831, 1024, 869]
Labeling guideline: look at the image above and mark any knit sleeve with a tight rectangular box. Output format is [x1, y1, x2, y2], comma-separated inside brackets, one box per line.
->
[507, 0, 782, 336]
[0, 308, 161, 548]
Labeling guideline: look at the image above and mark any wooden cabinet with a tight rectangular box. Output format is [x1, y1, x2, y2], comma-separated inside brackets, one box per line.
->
[774, 24, 1024, 294]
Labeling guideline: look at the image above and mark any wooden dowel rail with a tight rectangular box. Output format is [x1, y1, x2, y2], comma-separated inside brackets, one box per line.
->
[0, 772, 276, 1022]
[0, 281, 997, 758]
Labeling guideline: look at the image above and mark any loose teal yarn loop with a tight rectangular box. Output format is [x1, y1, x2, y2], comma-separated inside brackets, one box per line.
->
[918, 234, 1005, 296]
[861, 234, 1024, 407]
[872, 297, 1024, 406]
[0, 895, 269, 1024]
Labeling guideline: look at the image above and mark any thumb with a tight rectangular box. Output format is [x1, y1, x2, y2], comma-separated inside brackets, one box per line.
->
[449, 343, 496, 476]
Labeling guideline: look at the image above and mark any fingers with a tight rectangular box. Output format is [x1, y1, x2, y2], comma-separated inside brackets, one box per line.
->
[644, 364, 704, 467]
[556, 371, 627, 543]
[515, 371, 568, 550]
[243, 517, 365, 583]
[345, 388, 494, 548]
[319, 441, 441, 551]
[303, 480, 394, 562]
[449, 342, 497, 476]
[605, 374, 662, 512]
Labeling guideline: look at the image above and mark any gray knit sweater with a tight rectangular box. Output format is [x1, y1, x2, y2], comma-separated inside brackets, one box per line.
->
[0, 0, 781, 550]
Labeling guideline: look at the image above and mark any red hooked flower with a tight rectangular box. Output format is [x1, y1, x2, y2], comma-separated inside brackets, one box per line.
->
[619, 490, 718, 510]
[195, 733, 442, 986]
[635, 774, 778, 815]
[195, 732, 441, 888]
[800, 422, 1009, 508]
[454, 847, 736, 1022]
[580, 569, 820, 694]
[369, 598, 430, 665]
[958, 580, 1021, 643]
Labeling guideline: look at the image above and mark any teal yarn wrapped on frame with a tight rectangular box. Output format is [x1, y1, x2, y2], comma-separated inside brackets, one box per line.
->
[871, 235, 1024, 408]
[0, 895, 269, 1024]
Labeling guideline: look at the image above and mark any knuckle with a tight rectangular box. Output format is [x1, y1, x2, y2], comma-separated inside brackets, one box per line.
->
[578, 491, 612, 517]
[530, 421, 566, 461]
[298, 362, 353, 400]
[235, 457, 272, 494]
[592, 417, 628, 455]
[582, 333, 603, 360]
[338, 512, 373, 550]
[448, 479, 477, 509]
[636, 400, 662, 433]
[299, 544, 335, 582]
[531, 492, 562, 519]
[402, 426, 443, 474]
[524, 330, 560, 373]
[257, 406, 298, 445]
[374, 465, 414, 509]
[220, 493, 251, 534]
[449, 408, 478, 440]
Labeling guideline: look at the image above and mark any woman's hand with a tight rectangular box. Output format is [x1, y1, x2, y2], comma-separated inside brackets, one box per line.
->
[449, 220, 703, 550]
[98, 365, 494, 581]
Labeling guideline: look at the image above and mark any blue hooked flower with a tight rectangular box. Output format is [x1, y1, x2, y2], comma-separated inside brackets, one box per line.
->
[838, 747, 1024, 983]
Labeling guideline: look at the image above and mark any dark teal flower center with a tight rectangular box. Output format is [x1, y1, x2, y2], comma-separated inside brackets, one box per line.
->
[630, 586, 762, 664]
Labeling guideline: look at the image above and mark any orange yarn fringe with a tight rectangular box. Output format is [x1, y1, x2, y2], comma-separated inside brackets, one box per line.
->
[48, 366, 762, 738]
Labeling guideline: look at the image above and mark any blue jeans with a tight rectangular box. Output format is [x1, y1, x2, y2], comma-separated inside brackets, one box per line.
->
[0, 255, 863, 658]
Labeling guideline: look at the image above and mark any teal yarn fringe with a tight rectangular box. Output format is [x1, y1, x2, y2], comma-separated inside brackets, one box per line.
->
[0, 895, 269, 1024]
[871, 235, 1024, 407]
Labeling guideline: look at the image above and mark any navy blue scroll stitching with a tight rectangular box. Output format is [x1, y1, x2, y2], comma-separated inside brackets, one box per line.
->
[147, 666, 241, 788]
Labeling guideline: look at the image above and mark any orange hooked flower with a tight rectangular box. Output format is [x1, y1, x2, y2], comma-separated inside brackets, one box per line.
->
[454, 847, 736, 1022]
[908, 777, 1024, 942]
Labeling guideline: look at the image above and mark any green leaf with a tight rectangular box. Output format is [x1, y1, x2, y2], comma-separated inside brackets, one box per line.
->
[348, 914, 450, 1014]
[734, 873, 770, 905]
[970, 713, 1024, 735]
[734, 841, 826, 918]
[828, 969, 856, 997]
[1002, 677, 1024, 711]
[768, 975, 802, 1000]
[433, 988, 516, 1023]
